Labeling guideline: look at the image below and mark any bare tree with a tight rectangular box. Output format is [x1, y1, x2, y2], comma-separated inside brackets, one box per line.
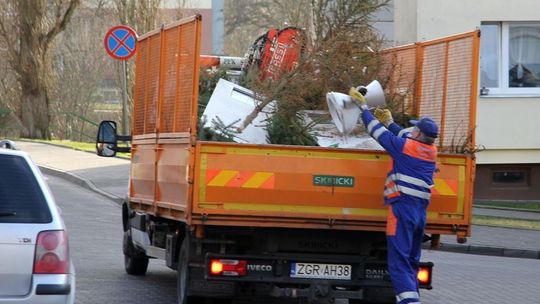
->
[114, 0, 161, 33]
[224, 0, 388, 56]
[112, 0, 161, 131]
[309, 0, 388, 43]
[0, 53, 22, 136]
[225, 0, 312, 32]
[0, 23, 18, 136]
[50, 1, 114, 141]
[224, 0, 312, 56]
[0, 0, 80, 139]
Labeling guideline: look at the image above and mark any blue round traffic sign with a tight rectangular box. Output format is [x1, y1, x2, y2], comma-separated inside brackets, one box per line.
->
[104, 25, 137, 60]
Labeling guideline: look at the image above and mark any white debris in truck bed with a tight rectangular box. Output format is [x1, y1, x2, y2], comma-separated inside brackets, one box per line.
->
[302, 110, 384, 150]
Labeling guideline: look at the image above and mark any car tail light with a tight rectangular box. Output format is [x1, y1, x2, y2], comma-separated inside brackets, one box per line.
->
[34, 230, 70, 274]
[209, 259, 247, 276]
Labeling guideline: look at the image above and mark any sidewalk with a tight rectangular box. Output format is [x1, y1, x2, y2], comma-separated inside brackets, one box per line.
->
[15, 141, 129, 204]
[473, 207, 540, 221]
[13, 140, 540, 260]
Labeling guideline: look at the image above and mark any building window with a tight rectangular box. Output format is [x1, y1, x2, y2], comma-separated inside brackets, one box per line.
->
[491, 168, 530, 187]
[480, 22, 540, 95]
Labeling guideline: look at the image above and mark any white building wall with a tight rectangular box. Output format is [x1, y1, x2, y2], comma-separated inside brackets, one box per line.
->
[393, 0, 417, 46]
[371, 0, 395, 47]
[394, 0, 540, 165]
[414, 0, 540, 42]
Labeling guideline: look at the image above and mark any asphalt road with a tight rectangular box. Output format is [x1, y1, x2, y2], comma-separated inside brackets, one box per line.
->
[48, 175, 177, 304]
[47, 175, 540, 304]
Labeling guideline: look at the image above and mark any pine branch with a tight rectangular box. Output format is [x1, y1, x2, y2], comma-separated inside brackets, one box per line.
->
[236, 63, 306, 132]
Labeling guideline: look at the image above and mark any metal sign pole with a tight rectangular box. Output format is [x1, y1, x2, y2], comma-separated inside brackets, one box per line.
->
[104, 24, 137, 136]
[121, 60, 129, 135]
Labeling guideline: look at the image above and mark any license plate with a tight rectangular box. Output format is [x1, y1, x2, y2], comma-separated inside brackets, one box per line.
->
[290, 262, 352, 280]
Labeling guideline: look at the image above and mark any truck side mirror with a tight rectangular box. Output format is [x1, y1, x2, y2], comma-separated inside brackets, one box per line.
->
[96, 121, 118, 157]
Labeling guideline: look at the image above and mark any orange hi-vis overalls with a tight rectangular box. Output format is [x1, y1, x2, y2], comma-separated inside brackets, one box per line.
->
[360, 110, 437, 304]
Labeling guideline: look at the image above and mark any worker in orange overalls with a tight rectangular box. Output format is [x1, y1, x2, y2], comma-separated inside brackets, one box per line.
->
[350, 87, 438, 304]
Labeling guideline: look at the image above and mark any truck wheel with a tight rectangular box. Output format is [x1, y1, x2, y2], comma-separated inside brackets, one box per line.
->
[177, 235, 192, 304]
[123, 231, 149, 275]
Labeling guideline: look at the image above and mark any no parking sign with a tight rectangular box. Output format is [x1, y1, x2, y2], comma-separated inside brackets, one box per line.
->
[104, 25, 137, 60]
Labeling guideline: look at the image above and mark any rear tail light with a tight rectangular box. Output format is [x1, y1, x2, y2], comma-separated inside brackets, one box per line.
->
[209, 259, 247, 276]
[34, 230, 70, 274]
[417, 268, 429, 283]
[417, 263, 433, 289]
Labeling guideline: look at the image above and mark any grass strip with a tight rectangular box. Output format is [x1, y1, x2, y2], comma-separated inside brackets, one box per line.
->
[473, 215, 540, 230]
[28, 139, 131, 159]
[474, 201, 540, 211]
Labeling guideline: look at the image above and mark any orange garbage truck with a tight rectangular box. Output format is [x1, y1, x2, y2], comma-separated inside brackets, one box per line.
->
[96, 15, 479, 304]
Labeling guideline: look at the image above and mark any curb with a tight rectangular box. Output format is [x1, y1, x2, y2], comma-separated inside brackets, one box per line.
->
[422, 243, 540, 260]
[38, 165, 124, 205]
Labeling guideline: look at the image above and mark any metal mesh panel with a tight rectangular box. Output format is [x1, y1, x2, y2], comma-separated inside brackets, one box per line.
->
[156, 22, 198, 134]
[391, 48, 417, 90]
[133, 39, 148, 136]
[380, 47, 417, 114]
[144, 35, 161, 134]
[175, 22, 196, 132]
[443, 37, 473, 150]
[418, 43, 446, 133]
[160, 27, 180, 133]
[132, 16, 200, 136]
[380, 31, 478, 152]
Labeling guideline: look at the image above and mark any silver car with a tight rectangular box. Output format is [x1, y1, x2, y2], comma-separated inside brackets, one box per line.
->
[0, 145, 75, 304]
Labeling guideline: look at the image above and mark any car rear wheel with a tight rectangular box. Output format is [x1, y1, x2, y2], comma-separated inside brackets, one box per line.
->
[123, 231, 149, 275]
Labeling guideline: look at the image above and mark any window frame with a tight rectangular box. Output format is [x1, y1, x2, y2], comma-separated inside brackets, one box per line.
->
[490, 167, 531, 188]
[480, 21, 540, 96]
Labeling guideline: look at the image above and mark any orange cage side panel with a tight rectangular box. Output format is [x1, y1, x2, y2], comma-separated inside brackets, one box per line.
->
[158, 22, 199, 134]
[133, 16, 201, 136]
[129, 16, 202, 218]
[133, 34, 161, 136]
[379, 45, 418, 115]
[379, 31, 480, 153]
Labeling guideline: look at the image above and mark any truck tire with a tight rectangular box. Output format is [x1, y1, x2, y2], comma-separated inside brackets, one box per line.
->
[123, 230, 149, 275]
[177, 235, 192, 304]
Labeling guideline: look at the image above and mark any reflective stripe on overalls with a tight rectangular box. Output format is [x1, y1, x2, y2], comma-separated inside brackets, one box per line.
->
[384, 172, 433, 200]
[383, 139, 436, 204]
[397, 291, 420, 304]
